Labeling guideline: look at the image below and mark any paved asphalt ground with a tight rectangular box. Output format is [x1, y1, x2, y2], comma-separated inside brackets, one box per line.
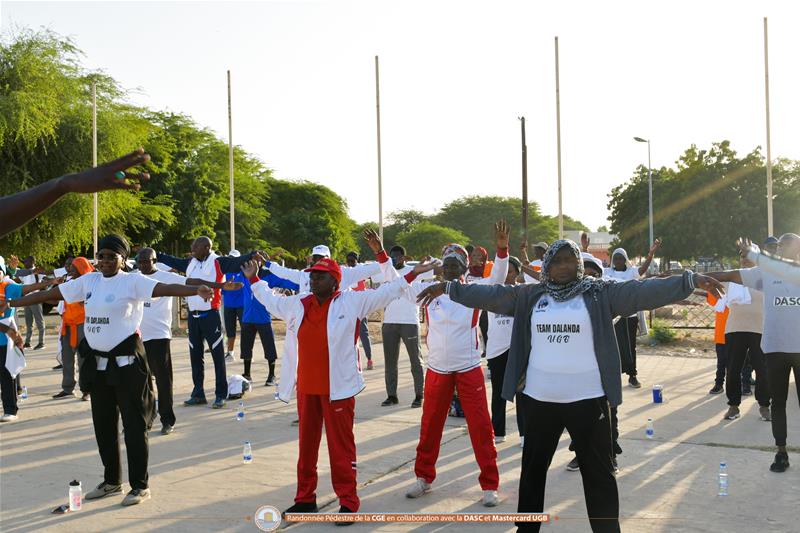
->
[1, 333, 798, 532]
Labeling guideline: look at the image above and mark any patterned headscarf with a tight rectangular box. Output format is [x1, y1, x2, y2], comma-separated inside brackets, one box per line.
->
[541, 240, 608, 302]
[440, 244, 468, 269]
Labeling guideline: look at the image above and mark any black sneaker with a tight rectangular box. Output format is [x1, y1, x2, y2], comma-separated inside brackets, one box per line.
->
[23, 342, 31, 349]
[411, 396, 422, 408]
[183, 397, 208, 406]
[566, 456, 580, 471]
[52, 364, 63, 370]
[81, 392, 90, 401]
[335, 505, 355, 526]
[381, 396, 399, 407]
[282, 501, 319, 518]
[33, 343, 45, 350]
[52, 390, 75, 400]
[265, 375, 276, 386]
[242, 374, 252, 382]
[709, 384, 724, 394]
[161, 424, 174, 435]
[770, 452, 790, 473]
[628, 376, 642, 389]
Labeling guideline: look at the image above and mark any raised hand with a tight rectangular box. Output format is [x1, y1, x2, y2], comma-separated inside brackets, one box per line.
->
[519, 240, 529, 264]
[363, 229, 383, 255]
[495, 220, 510, 249]
[648, 238, 663, 257]
[197, 285, 214, 301]
[416, 282, 448, 307]
[240, 260, 259, 280]
[60, 148, 151, 193]
[736, 237, 758, 260]
[693, 273, 725, 299]
[8, 255, 19, 270]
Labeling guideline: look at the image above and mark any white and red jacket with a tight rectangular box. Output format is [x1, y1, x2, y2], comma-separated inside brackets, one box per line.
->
[266, 260, 381, 294]
[252, 252, 414, 402]
[406, 250, 509, 374]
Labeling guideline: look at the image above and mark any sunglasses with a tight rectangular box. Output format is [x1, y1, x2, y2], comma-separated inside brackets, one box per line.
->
[96, 253, 121, 261]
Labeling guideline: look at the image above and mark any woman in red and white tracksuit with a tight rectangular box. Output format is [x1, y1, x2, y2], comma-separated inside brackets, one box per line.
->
[245, 230, 434, 523]
[403, 221, 509, 507]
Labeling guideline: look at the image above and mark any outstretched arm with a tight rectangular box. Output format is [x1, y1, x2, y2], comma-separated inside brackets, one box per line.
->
[417, 281, 521, 316]
[151, 283, 213, 300]
[1, 286, 64, 311]
[0, 149, 150, 239]
[704, 270, 743, 285]
[638, 238, 662, 276]
[607, 271, 723, 318]
[155, 252, 192, 273]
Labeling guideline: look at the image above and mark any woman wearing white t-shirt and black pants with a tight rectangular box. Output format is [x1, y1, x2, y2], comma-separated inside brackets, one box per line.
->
[604, 242, 660, 388]
[418, 240, 722, 532]
[2, 235, 214, 506]
[485, 256, 524, 444]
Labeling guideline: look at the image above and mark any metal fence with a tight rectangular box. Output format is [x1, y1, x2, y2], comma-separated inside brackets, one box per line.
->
[650, 290, 715, 329]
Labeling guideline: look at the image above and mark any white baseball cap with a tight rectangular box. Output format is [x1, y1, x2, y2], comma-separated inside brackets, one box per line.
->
[229, 249, 241, 257]
[311, 245, 331, 258]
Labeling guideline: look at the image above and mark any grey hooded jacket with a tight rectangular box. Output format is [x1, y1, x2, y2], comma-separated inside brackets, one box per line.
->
[446, 271, 696, 407]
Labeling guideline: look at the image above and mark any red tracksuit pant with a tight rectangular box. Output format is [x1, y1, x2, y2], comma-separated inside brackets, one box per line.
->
[414, 366, 499, 490]
[295, 393, 359, 511]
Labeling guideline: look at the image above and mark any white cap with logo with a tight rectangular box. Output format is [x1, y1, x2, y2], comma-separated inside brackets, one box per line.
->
[311, 245, 331, 258]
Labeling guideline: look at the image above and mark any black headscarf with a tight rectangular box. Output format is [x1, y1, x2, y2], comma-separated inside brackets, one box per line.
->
[540, 240, 609, 302]
[98, 234, 131, 259]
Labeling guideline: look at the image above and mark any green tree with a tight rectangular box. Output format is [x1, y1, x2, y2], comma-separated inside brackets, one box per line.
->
[0, 30, 173, 262]
[396, 222, 470, 258]
[264, 178, 357, 264]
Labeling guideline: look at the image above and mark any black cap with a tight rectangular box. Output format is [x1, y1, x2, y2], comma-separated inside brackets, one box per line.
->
[70, 480, 80, 486]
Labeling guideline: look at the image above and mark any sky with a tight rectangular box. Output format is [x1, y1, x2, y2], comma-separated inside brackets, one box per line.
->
[2, 0, 799, 233]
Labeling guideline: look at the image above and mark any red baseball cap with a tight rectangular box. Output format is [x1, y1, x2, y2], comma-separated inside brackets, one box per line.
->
[305, 257, 342, 284]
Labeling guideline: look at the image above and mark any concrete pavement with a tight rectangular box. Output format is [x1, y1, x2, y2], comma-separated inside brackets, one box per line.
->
[1, 335, 798, 532]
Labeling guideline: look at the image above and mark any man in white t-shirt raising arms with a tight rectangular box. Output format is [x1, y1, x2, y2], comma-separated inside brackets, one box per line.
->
[135, 248, 242, 435]
[603, 239, 661, 388]
[16, 255, 46, 350]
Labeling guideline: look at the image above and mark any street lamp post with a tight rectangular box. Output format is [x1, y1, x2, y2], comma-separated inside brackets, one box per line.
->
[634, 137, 654, 247]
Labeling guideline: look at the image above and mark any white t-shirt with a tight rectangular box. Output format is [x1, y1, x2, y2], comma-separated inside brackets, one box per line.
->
[138, 270, 186, 341]
[486, 311, 514, 359]
[604, 266, 640, 317]
[20, 273, 44, 293]
[523, 294, 605, 403]
[376, 265, 434, 324]
[59, 272, 159, 360]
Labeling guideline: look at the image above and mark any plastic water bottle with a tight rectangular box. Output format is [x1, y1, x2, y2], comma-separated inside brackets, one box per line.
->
[236, 400, 245, 421]
[718, 462, 728, 496]
[243, 441, 253, 464]
[69, 480, 82, 511]
[21, 386, 27, 400]
[645, 418, 654, 439]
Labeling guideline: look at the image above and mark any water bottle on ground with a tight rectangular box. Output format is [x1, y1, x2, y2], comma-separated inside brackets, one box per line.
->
[236, 400, 245, 421]
[243, 441, 253, 464]
[69, 480, 82, 511]
[21, 386, 28, 400]
[645, 418, 654, 439]
[718, 462, 728, 496]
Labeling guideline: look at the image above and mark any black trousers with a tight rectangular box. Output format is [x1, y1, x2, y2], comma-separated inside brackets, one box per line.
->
[725, 332, 770, 407]
[765, 352, 800, 447]
[145, 338, 175, 426]
[90, 360, 151, 490]
[0, 345, 20, 416]
[487, 351, 524, 437]
[614, 316, 638, 377]
[517, 394, 619, 533]
[188, 311, 227, 400]
[240, 322, 277, 362]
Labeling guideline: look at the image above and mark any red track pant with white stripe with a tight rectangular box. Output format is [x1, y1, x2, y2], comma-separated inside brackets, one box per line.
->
[414, 366, 499, 490]
[295, 393, 359, 511]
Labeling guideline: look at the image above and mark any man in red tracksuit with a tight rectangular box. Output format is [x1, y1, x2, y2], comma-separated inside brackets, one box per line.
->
[246, 230, 435, 525]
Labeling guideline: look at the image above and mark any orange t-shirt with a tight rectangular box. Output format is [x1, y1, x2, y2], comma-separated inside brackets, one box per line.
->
[296, 294, 333, 395]
[706, 293, 729, 345]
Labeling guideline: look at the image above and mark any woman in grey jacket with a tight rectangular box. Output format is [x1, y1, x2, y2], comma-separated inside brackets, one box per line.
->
[417, 240, 722, 533]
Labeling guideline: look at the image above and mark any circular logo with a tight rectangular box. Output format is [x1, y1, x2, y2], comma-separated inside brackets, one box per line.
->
[104, 293, 116, 303]
[254, 505, 281, 532]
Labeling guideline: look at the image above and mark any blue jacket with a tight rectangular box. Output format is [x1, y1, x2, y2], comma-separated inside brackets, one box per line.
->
[222, 272, 244, 308]
[238, 270, 299, 324]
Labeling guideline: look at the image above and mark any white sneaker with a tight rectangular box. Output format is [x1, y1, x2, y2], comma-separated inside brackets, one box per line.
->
[482, 490, 499, 507]
[494, 435, 506, 444]
[520, 436, 525, 448]
[225, 352, 235, 363]
[0, 414, 18, 423]
[405, 477, 432, 498]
